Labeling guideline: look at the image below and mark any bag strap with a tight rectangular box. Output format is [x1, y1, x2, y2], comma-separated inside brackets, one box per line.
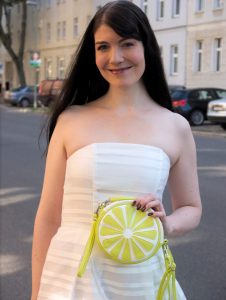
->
[77, 213, 97, 277]
[157, 239, 177, 300]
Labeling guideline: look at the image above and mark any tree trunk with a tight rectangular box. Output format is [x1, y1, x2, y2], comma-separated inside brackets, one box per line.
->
[14, 57, 26, 86]
[0, 0, 27, 87]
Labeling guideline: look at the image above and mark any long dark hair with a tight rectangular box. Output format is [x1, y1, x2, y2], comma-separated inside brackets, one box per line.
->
[46, 0, 172, 144]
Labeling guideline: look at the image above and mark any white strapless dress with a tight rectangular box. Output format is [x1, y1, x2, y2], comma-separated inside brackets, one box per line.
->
[38, 143, 186, 300]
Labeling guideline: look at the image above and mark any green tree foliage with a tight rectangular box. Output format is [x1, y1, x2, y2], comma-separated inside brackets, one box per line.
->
[0, 0, 27, 86]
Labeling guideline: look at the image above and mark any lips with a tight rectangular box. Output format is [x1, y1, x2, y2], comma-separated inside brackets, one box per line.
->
[108, 66, 132, 74]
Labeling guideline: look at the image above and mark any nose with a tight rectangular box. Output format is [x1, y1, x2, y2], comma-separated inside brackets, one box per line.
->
[109, 47, 124, 64]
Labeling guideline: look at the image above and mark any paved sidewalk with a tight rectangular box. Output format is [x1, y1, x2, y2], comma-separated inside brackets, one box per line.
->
[1, 102, 226, 137]
[191, 122, 226, 138]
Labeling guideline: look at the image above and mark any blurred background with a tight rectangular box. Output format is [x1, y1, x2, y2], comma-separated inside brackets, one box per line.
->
[0, 1, 226, 299]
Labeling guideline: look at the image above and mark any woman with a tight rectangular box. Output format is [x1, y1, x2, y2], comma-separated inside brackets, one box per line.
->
[32, 1, 202, 299]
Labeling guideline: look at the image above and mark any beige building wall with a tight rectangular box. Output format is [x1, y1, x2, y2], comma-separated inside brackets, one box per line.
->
[37, 0, 94, 82]
[2, 0, 226, 89]
[5, 0, 96, 87]
[186, 0, 226, 88]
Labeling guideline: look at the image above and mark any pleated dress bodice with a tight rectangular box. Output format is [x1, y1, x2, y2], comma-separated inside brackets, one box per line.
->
[38, 143, 186, 300]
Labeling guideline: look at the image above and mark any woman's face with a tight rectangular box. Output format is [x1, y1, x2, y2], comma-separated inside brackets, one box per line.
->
[94, 24, 145, 88]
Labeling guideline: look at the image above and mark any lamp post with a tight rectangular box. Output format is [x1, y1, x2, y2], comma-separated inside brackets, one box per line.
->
[27, 0, 40, 109]
[30, 52, 41, 109]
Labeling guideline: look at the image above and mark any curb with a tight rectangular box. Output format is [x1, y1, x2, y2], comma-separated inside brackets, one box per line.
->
[192, 129, 226, 138]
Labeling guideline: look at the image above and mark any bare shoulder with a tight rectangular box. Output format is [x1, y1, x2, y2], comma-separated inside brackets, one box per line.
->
[169, 111, 192, 137]
[54, 105, 99, 157]
[155, 109, 195, 164]
[168, 111, 197, 158]
[58, 104, 88, 120]
[56, 105, 94, 128]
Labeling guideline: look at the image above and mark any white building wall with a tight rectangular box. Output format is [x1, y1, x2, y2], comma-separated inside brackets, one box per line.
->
[148, 0, 187, 29]
[156, 28, 187, 86]
[148, 0, 188, 87]
[186, 0, 226, 89]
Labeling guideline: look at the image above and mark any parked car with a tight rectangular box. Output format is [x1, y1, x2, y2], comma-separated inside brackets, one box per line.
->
[38, 79, 64, 106]
[4, 86, 37, 107]
[207, 98, 226, 130]
[171, 87, 226, 126]
[168, 85, 186, 95]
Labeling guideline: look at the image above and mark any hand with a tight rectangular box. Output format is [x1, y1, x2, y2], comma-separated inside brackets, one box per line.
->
[132, 194, 166, 221]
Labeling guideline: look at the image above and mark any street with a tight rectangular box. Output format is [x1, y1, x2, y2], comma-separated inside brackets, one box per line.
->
[0, 105, 226, 300]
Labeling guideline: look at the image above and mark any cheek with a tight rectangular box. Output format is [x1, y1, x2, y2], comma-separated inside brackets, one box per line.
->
[133, 53, 145, 73]
[95, 53, 105, 70]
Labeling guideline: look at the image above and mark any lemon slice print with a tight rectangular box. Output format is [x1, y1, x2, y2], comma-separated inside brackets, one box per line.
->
[96, 201, 163, 263]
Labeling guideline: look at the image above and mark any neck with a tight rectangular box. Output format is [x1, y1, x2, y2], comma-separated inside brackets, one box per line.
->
[102, 82, 153, 112]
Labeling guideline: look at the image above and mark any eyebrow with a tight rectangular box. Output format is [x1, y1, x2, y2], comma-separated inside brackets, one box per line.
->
[95, 37, 131, 45]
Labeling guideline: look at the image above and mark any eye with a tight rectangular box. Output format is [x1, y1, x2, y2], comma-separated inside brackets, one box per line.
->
[122, 42, 134, 48]
[96, 44, 109, 51]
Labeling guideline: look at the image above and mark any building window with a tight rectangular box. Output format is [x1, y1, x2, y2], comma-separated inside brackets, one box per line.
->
[57, 21, 61, 40]
[143, 0, 148, 15]
[195, 40, 203, 72]
[62, 21, 66, 39]
[46, 23, 51, 42]
[45, 59, 52, 79]
[173, 0, 180, 17]
[195, 0, 204, 12]
[57, 57, 65, 79]
[213, 38, 222, 72]
[213, 0, 223, 9]
[170, 45, 178, 75]
[73, 17, 79, 38]
[157, 0, 165, 19]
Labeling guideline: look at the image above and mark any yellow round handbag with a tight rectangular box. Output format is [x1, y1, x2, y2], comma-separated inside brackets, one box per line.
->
[77, 196, 177, 300]
[96, 198, 163, 263]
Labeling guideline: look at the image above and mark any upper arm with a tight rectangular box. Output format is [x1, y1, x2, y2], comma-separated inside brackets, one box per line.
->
[36, 115, 67, 226]
[168, 117, 202, 211]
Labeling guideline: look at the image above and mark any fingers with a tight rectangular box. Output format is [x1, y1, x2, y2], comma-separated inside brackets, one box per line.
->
[132, 194, 166, 219]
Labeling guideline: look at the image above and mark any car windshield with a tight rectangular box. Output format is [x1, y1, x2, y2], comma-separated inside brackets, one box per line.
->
[27, 86, 35, 92]
[11, 86, 34, 92]
[171, 90, 187, 99]
[215, 89, 226, 99]
[11, 86, 26, 92]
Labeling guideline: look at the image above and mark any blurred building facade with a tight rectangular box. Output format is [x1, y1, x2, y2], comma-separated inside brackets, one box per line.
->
[186, 0, 226, 88]
[1, 0, 226, 89]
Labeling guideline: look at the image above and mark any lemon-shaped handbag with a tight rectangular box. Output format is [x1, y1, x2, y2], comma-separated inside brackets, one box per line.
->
[77, 197, 177, 300]
[96, 198, 163, 263]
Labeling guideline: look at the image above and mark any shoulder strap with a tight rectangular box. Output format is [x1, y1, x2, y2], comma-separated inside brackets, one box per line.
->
[157, 239, 177, 300]
[77, 213, 97, 277]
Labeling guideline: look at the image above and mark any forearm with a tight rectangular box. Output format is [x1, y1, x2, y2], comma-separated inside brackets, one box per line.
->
[162, 205, 202, 237]
[31, 219, 60, 300]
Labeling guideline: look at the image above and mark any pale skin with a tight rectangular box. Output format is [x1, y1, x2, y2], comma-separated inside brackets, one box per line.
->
[31, 25, 202, 299]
